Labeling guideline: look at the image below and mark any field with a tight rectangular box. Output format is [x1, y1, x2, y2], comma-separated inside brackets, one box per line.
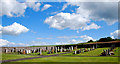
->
[1, 53, 39, 60]
[15, 56, 118, 62]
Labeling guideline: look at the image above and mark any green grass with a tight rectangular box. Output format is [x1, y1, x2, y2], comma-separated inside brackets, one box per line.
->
[62, 48, 109, 56]
[2, 53, 39, 60]
[112, 47, 120, 56]
[16, 56, 118, 62]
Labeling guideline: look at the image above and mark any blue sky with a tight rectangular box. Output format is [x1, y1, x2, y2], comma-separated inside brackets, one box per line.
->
[0, 0, 119, 46]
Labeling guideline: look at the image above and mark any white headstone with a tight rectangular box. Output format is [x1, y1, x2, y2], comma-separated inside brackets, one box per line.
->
[93, 45, 95, 50]
[39, 49, 42, 55]
[71, 46, 73, 50]
[74, 51, 77, 54]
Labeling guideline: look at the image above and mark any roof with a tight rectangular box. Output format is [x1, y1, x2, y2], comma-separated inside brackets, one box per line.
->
[87, 41, 120, 45]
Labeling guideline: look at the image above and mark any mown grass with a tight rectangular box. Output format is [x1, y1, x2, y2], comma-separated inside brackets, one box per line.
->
[2, 53, 39, 60]
[16, 56, 118, 62]
[112, 47, 120, 56]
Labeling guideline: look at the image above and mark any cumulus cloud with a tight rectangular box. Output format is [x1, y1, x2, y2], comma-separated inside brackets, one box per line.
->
[80, 35, 96, 41]
[110, 30, 120, 39]
[0, 39, 26, 47]
[41, 4, 52, 11]
[45, 12, 100, 30]
[82, 23, 101, 31]
[66, 1, 118, 25]
[25, 0, 41, 11]
[0, 0, 41, 17]
[0, 22, 29, 35]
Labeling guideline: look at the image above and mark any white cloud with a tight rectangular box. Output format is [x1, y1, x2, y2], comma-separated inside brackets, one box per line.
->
[45, 12, 100, 30]
[65, 2, 118, 25]
[65, 0, 119, 2]
[80, 35, 96, 41]
[82, 23, 101, 31]
[41, 4, 52, 11]
[0, 39, 26, 47]
[25, 0, 41, 11]
[110, 30, 120, 39]
[0, 0, 41, 17]
[0, 22, 29, 35]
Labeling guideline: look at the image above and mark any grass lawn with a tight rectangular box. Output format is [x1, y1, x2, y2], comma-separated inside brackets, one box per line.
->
[61, 48, 109, 56]
[16, 56, 118, 62]
[112, 47, 120, 56]
[2, 53, 39, 60]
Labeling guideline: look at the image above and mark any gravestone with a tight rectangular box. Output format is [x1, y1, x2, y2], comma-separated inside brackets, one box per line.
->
[108, 49, 110, 55]
[79, 50, 81, 53]
[48, 50, 51, 54]
[58, 47, 60, 52]
[52, 49, 54, 53]
[23, 50, 26, 54]
[55, 47, 57, 53]
[71, 46, 73, 50]
[39, 49, 42, 55]
[60, 47, 63, 52]
[93, 45, 95, 50]
[5, 49, 8, 53]
[74, 51, 77, 54]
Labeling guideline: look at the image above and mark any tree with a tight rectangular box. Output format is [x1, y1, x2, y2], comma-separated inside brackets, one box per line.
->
[88, 40, 93, 43]
[98, 37, 113, 42]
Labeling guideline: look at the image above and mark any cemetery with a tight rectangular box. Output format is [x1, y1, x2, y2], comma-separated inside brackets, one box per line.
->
[1, 40, 120, 63]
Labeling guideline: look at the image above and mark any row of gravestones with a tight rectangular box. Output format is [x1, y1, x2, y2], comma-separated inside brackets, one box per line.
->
[100, 47, 115, 56]
[4, 46, 76, 55]
[47, 46, 75, 54]
[73, 47, 95, 54]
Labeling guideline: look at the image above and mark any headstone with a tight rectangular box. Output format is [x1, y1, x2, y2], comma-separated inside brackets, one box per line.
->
[79, 50, 81, 53]
[55, 47, 57, 53]
[23, 50, 26, 54]
[5, 49, 8, 53]
[93, 45, 95, 50]
[58, 47, 60, 52]
[71, 46, 73, 50]
[28, 50, 31, 53]
[85, 48, 88, 52]
[52, 49, 54, 53]
[26, 50, 29, 54]
[108, 49, 110, 55]
[48, 50, 51, 54]
[74, 51, 77, 54]
[39, 49, 42, 55]
[60, 47, 63, 52]
[74, 46, 77, 50]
